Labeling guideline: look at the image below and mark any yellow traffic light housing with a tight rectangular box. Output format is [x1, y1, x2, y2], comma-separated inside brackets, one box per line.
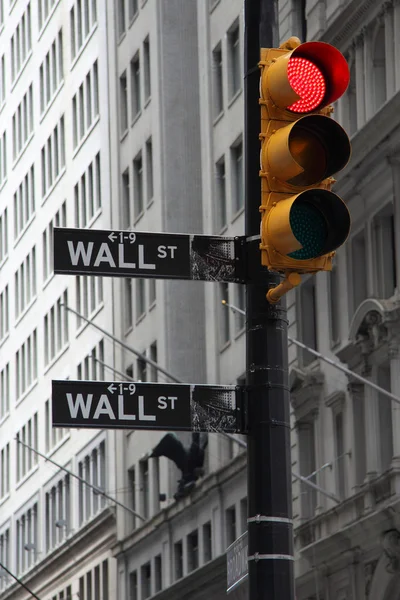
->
[259, 37, 351, 302]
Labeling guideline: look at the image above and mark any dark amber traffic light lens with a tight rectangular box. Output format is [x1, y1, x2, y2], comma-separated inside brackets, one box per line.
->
[287, 57, 326, 113]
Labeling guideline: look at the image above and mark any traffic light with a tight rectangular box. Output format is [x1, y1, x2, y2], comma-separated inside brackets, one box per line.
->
[259, 37, 351, 302]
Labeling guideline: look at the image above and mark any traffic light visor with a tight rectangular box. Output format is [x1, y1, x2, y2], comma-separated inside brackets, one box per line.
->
[263, 115, 351, 188]
[266, 189, 350, 259]
[265, 42, 350, 113]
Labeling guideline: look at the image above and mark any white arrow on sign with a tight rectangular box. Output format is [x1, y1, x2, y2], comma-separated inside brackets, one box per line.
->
[107, 384, 117, 393]
[108, 232, 117, 242]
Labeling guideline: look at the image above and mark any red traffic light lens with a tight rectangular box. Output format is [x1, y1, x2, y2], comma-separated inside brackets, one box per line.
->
[287, 57, 326, 113]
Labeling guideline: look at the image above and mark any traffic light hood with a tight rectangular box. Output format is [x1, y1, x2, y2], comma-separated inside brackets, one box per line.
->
[265, 41, 350, 113]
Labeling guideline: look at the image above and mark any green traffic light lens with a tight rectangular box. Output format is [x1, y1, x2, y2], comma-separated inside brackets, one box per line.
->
[288, 200, 327, 259]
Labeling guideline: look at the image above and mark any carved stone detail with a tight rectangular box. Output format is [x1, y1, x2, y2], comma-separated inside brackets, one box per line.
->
[365, 558, 379, 597]
[382, 529, 400, 573]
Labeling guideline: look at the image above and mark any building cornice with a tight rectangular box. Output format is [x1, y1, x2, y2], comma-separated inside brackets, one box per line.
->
[320, 0, 383, 51]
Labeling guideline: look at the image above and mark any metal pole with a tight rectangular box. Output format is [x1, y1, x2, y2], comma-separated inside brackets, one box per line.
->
[245, 1, 295, 598]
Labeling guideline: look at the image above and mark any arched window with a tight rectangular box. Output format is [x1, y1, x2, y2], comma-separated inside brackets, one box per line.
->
[373, 24, 387, 110]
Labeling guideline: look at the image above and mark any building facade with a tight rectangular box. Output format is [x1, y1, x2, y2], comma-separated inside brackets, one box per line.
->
[1, 0, 400, 599]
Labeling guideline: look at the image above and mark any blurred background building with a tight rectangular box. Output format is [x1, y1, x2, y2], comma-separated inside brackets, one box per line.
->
[0, 0, 399, 599]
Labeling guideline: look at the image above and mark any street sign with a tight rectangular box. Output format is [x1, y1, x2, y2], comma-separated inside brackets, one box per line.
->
[226, 531, 248, 593]
[53, 228, 245, 282]
[52, 380, 243, 432]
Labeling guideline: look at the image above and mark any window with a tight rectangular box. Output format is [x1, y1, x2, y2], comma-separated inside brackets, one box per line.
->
[298, 278, 317, 367]
[203, 521, 212, 562]
[215, 157, 227, 231]
[0, 285, 9, 341]
[124, 278, 133, 330]
[378, 363, 393, 472]
[0, 54, 5, 106]
[212, 44, 223, 116]
[154, 554, 162, 592]
[128, 467, 137, 528]
[11, 3, 32, 84]
[129, 0, 138, 21]
[373, 205, 397, 299]
[15, 246, 37, 318]
[373, 25, 386, 111]
[0, 363, 10, 419]
[38, 0, 58, 31]
[120, 71, 128, 133]
[231, 140, 243, 213]
[79, 561, 108, 600]
[0, 131, 6, 187]
[149, 342, 157, 381]
[227, 23, 240, 98]
[298, 420, 317, 520]
[240, 497, 247, 533]
[130, 53, 141, 119]
[41, 116, 66, 197]
[143, 37, 151, 100]
[74, 152, 102, 227]
[234, 284, 245, 332]
[76, 275, 103, 325]
[219, 283, 230, 346]
[45, 474, 70, 551]
[122, 169, 131, 227]
[43, 201, 67, 282]
[174, 540, 183, 580]
[78, 441, 106, 525]
[136, 278, 145, 320]
[14, 164, 35, 240]
[39, 31, 63, 115]
[45, 398, 68, 452]
[70, 0, 97, 59]
[16, 412, 38, 481]
[0, 443, 10, 498]
[139, 458, 149, 518]
[118, 0, 126, 37]
[141, 562, 151, 599]
[0, 528, 10, 593]
[44, 290, 69, 366]
[146, 137, 153, 202]
[72, 61, 99, 149]
[129, 571, 138, 600]
[148, 278, 156, 306]
[226, 506, 236, 546]
[350, 229, 367, 314]
[187, 530, 199, 572]
[15, 331, 38, 400]
[0, 207, 7, 263]
[77, 340, 105, 381]
[334, 411, 345, 499]
[328, 266, 340, 345]
[16, 502, 38, 575]
[133, 152, 144, 218]
[12, 83, 34, 161]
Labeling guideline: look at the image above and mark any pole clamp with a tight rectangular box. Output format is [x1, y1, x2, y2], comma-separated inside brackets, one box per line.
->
[248, 553, 294, 562]
[248, 515, 292, 524]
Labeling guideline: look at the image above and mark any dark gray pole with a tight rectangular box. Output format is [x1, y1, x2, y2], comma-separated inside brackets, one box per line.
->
[244, 0, 295, 598]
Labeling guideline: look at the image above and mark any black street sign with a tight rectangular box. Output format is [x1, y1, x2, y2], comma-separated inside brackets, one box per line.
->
[53, 228, 245, 283]
[52, 380, 243, 432]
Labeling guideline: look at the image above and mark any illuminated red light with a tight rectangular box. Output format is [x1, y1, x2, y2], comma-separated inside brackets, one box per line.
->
[287, 57, 326, 113]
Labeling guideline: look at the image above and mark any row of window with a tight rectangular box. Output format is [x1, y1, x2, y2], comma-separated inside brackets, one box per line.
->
[121, 137, 154, 226]
[212, 20, 241, 118]
[119, 36, 151, 133]
[0, 333, 105, 421]
[0, 149, 101, 272]
[0, 477, 107, 585]
[3, 0, 96, 97]
[214, 139, 244, 231]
